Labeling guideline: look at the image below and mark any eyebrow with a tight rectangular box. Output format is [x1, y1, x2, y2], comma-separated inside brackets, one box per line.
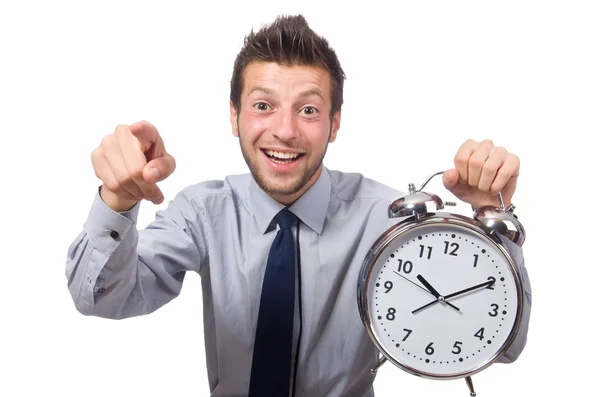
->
[247, 86, 275, 97]
[298, 88, 324, 101]
[247, 86, 324, 101]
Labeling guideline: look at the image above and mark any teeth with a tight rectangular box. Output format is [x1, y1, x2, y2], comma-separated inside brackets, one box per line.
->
[265, 150, 300, 159]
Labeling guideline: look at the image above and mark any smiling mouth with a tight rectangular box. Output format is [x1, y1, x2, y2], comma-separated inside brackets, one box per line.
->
[262, 149, 305, 164]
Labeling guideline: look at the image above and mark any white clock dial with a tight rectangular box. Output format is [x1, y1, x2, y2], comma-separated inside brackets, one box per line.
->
[366, 221, 520, 378]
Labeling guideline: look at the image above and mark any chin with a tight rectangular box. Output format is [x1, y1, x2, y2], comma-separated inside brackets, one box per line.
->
[260, 177, 304, 197]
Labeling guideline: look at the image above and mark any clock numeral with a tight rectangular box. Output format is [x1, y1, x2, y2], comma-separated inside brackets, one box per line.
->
[384, 281, 393, 293]
[473, 254, 479, 267]
[402, 328, 412, 341]
[425, 342, 435, 355]
[474, 327, 485, 341]
[489, 303, 499, 317]
[397, 259, 413, 274]
[452, 341, 463, 355]
[443, 241, 459, 256]
[486, 276, 496, 290]
[419, 245, 433, 260]
[386, 307, 396, 321]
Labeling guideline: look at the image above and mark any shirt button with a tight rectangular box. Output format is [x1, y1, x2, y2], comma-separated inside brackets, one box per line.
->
[109, 230, 120, 240]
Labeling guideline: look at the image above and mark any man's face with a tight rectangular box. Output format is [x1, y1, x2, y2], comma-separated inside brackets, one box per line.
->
[230, 62, 341, 204]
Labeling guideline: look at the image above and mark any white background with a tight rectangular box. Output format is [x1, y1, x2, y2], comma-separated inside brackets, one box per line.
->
[1, 1, 598, 396]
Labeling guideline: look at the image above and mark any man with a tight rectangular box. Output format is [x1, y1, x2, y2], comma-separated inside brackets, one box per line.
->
[66, 14, 531, 397]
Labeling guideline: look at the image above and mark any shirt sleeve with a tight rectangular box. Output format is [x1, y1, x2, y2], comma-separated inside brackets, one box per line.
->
[495, 235, 532, 364]
[65, 186, 207, 319]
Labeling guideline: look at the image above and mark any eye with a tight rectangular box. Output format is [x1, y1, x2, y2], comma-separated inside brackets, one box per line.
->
[254, 102, 271, 111]
[301, 106, 318, 116]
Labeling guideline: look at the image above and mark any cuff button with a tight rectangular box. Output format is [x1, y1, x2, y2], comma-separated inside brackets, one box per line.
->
[109, 230, 120, 240]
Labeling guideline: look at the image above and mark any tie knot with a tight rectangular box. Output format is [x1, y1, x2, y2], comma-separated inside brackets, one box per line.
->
[275, 209, 297, 229]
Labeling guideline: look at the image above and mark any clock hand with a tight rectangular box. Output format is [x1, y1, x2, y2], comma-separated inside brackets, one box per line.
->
[414, 274, 461, 312]
[393, 272, 461, 310]
[412, 279, 495, 314]
[411, 300, 438, 314]
[416, 274, 442, 298]
[393, 271, 431, 294]
[444, 279, 495, 300]
[411, 297, 460, 314]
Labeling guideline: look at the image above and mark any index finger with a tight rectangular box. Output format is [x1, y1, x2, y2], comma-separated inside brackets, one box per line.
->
[453, 139, 477, 183]
[129, 120, 159, 151]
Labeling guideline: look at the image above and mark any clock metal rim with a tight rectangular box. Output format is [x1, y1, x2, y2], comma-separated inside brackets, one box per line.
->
[357, 212, 525, 380]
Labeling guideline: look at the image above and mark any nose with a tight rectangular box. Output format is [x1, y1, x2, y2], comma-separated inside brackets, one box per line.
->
[271, 108, 298, 141]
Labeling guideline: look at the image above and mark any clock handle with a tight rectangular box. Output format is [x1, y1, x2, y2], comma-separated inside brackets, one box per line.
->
[415, 171, 445, 192]
[465, 376, 477, 396]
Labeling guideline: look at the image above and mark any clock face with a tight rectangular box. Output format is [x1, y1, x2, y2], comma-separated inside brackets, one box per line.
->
[363, 218, 521, 378]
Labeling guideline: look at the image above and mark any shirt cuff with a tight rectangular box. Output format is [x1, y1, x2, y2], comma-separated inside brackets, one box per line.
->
[84, 186, 141, 255]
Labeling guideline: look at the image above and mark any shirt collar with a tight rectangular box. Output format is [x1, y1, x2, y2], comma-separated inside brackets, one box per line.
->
[249, 167, 331, 235]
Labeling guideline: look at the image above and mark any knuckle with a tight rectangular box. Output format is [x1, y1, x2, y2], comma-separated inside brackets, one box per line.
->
[469, 156, 485, 169]
[481, 139, 494, 147]
[512, 154, 520, 167]
[478, 181, 491, 193]
[490, 183, 503, 194]
[498, 167, 513, 179]
[481, 163, 497, 177]
[115, 173, 132, 186]
[115, 124, 130, 133]
[454, 153, 469, 166]
[490, 146, 506, 157]
[130, 167, 144, 180]
[105, 180, 120, 192]
[100, 134, 114, 146]
[90, 148, 100, 163]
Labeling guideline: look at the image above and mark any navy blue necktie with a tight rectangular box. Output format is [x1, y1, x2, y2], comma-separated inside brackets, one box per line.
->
[249, 209, 298, 397]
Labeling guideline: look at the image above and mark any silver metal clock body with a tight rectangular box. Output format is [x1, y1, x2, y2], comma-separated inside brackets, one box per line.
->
[357, 211, 525, 381]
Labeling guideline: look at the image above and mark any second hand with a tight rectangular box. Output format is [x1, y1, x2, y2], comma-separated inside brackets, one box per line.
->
[393, 271, 431, 294]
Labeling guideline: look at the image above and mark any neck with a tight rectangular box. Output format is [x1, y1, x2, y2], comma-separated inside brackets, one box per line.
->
[271, 165, 323, 205]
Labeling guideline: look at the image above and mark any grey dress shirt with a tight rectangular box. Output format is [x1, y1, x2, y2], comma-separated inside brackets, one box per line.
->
[66, 167, 532, 397]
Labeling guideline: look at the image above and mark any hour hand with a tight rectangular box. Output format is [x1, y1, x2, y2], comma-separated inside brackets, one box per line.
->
[415, 274, 460, 312]
[416, 274, 442, 298]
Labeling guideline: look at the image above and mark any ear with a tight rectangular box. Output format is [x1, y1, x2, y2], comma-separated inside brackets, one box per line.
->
[230, 100, 239, 137]
[328, 108, 341, 143]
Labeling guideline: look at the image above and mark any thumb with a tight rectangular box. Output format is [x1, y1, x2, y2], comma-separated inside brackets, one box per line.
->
[442, 169, 459, 191]
[143, 154, 176, 183]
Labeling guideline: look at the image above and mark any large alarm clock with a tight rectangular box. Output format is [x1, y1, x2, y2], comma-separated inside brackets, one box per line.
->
[357, 171, 526, 396]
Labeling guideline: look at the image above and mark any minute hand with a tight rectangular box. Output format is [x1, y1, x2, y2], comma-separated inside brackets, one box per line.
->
[444, 279, 495, 300]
